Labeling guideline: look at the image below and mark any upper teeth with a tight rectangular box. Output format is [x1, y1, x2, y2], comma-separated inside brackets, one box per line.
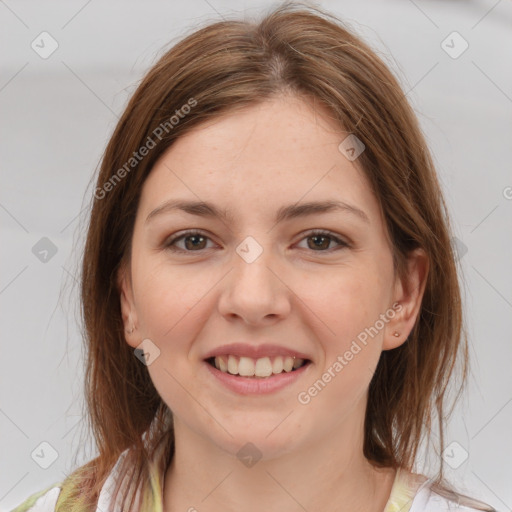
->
[214, 355, 305, 377]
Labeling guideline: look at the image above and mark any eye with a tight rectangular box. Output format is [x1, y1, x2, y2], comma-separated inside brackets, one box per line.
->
[163, 229, 350, 253]
[164, 230, 215, 252]
[296, 229, 350, 252]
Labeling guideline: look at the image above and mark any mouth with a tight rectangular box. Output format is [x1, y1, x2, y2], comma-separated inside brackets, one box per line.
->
[205, 355, 311, 379]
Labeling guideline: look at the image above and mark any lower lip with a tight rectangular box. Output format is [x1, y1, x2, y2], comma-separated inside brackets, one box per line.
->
[204, 360, 311, 395]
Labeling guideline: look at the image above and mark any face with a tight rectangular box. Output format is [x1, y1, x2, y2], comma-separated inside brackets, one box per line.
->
[119, 94, 427, 459]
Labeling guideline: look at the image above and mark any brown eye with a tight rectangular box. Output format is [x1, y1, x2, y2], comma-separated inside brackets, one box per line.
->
[164, 229, 349, 254]
[298, 230, 349, 252]
[165, 230, 214, 252]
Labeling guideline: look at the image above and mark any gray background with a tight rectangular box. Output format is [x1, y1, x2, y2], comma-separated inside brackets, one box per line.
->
[1, 0, 511, 510]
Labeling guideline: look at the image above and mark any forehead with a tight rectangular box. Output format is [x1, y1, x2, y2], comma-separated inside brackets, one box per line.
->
[138, 95, 382, 227]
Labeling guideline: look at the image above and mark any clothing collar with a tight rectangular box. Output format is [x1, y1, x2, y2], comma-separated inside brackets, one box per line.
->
[95, 441, 167, 512]
[384, 468, 430, 512]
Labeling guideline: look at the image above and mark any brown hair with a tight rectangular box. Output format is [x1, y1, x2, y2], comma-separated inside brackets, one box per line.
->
[61, 2, 490, 510]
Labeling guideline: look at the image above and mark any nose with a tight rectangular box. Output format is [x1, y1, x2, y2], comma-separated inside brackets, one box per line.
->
[217, 239, 291, 326]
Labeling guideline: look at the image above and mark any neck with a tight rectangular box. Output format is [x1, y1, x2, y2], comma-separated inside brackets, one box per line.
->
[162, 407, 396, 512]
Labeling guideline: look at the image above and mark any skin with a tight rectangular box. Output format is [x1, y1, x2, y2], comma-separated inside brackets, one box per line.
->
[118, 93, 428, 512]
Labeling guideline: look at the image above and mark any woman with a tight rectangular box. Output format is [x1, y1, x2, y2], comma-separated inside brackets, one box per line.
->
[12, 3, 496, 511]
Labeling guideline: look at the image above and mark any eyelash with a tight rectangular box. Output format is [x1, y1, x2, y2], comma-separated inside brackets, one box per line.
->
[163, 229, 350, 254]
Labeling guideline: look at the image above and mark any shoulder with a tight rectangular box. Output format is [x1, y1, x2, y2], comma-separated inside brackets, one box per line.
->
[9, 484, 62, 512]
[10, 448, 136, 512]
[410, 479, 498, 512]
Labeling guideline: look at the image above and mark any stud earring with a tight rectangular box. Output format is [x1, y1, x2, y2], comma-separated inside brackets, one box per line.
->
[126, 326, 135, 334]
[393, 331, 400, 337]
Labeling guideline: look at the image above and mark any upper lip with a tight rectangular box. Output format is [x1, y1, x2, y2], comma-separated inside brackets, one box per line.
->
[203, 343, 312, 361]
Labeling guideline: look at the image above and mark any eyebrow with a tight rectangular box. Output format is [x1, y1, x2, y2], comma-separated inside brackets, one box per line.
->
[145, 199, 370, 225]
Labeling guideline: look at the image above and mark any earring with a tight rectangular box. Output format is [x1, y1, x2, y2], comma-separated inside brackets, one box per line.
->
[393, 331, 400, 337]
[126, 326, 135, 334]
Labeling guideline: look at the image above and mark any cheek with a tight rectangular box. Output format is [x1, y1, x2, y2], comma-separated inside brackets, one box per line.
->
[133, 259, 207, 338]
[301, 267, 386, 342]
[132, 265, 209, 412]
[299, 265, 391, 403]
[294, 274, 387, 417]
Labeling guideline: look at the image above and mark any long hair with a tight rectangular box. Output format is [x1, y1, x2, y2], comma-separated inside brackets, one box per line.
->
[62, 2, 487, 510]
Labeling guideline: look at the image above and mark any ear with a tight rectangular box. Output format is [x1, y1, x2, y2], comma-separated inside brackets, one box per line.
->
[383, 247, 429, 351]
[117, 260, 139, 349]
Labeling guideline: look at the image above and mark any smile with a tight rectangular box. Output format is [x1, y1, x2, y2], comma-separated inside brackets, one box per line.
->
[207, 355, 308, 378]
[203, 356, 312, 395]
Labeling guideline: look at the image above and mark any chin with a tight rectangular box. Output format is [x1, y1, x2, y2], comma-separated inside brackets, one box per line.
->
[205, 425, 301, 463]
